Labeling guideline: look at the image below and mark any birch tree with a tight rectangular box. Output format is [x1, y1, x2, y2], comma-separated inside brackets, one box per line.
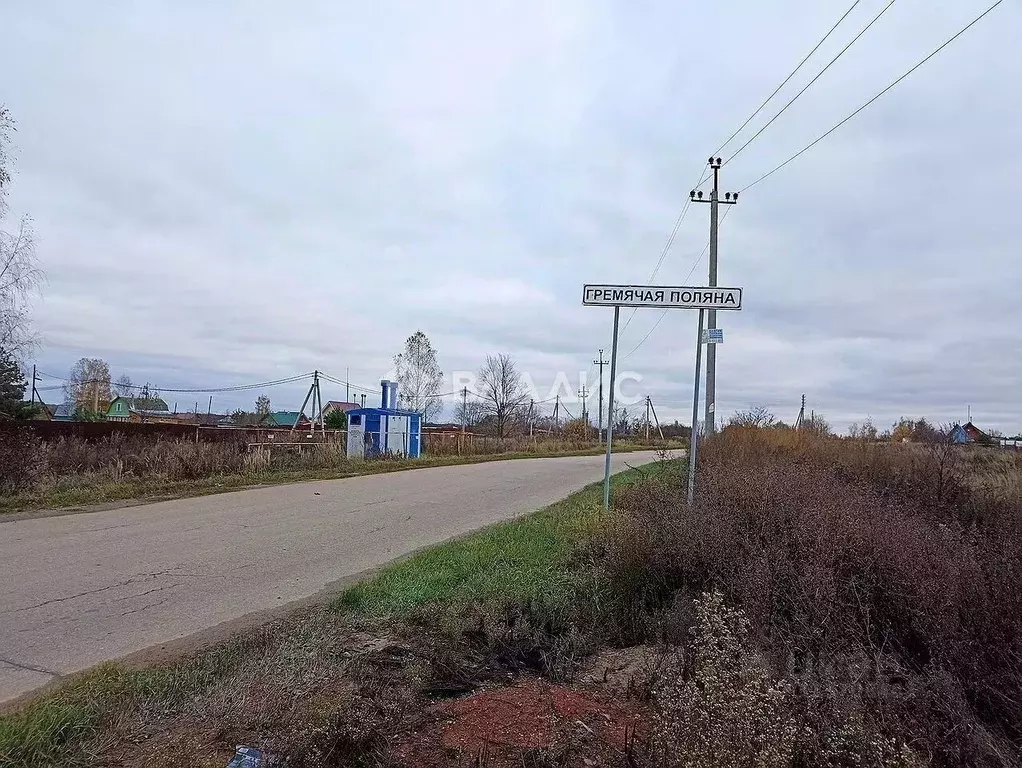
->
[394, 330, 443, 422]
[0, 108, 42, 361]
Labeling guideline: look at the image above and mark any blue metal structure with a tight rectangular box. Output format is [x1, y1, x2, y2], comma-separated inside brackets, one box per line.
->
[345, 380, 422, 458]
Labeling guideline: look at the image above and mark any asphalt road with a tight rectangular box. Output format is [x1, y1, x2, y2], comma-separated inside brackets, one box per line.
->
[0, 451, 660, 704]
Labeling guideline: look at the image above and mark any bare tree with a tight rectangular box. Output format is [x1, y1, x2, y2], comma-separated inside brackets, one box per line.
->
[848, 417, 879, 440]
[255, 394, 271, 415]
[803, 413, 831, 437]
[394, 330, 443, 422]
[65, 357, 112, 412]
[455, 396, 487, 429]
[477, 354, 529, 438]
[614, 406, 631, 435]
[0, 109, 42, 361]
[728, 406, 776, 428]
[0, 107, 10, 202]
[113, 374, 134, 398]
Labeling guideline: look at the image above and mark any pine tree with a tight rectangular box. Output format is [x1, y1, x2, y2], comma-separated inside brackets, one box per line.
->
[0, 348, 28, 419]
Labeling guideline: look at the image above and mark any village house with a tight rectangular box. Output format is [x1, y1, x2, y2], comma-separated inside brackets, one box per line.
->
[260, 411, 312, 428]
[105, 396, 173, 423]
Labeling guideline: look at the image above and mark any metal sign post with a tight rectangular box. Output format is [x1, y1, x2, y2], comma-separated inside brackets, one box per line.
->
[582, 283, 744, 509]
[602, 306, 621, 510]
[688, 309, 705, 507]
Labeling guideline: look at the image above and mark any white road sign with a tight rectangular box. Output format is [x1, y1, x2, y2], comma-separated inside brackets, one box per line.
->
[582, 284, 742, 310]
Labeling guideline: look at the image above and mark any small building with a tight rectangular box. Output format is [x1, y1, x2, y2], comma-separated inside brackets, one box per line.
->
[262, 411, 311, 429]
[48, 403, 75, 422]
[950, 422, 995, 445]
[106, 396, 170, 423]
[346, 380, 422, 459]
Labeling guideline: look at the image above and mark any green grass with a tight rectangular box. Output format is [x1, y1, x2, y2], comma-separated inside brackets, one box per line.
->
[334, 461, 672, 616]
[0, 442, 674, 515]
[0, 632, 282, 766]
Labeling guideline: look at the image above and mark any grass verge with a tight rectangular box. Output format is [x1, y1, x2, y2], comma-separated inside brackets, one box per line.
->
[0, 443, 669, 516]
[334, 459, 674, 616]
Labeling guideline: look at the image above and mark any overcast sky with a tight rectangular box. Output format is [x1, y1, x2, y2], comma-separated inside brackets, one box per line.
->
[2, 1, 1019, 432]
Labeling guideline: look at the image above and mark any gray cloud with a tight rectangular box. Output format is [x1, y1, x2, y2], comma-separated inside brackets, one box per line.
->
[2, 1, 1019, 432]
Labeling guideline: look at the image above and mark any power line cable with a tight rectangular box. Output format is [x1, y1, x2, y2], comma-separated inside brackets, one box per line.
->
[36, 370, 314, 394]
[619, 163, 711, 336]
[712, 0, 863, 157]
[621, 207, 734, 361]
[318, 372, 381, 394]
[724, 0, 899, 166]
[740, 0, 1005, 192]
[623, 0, 1002, 364]
[621, 2, 862, 336]
[144, 374, 314, 394]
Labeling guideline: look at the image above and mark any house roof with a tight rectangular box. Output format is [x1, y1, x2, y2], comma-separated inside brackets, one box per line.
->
[51, 403, 74, 419]
[963, 422, 990, 441]
[952, 422, 996, 444]
[324, 401, 360, 412]
[187, 413, 223, 426]
[110, 396, 170, 413]
[264, 411, 309, 426]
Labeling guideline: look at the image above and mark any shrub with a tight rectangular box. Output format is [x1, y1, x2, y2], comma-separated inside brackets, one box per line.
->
[0, 427, 44, 493]
[604, 428, 1022, 766]
[648, 590, 797, 767]
[563, 418, 590, 443]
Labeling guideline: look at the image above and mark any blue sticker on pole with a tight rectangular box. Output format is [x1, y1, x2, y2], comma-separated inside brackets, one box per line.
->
[702, 328, 724, 344]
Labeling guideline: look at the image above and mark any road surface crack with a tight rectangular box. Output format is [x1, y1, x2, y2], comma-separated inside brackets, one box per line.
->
[0, 570, 180, 614]
[1, 580, 135, 614]
[119, 597, 171, 617]
[113, 582, 182, 601]
[0, 656, 61, 679]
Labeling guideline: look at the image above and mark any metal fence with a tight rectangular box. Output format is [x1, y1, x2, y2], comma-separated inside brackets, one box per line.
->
[0, 420, 344, 444]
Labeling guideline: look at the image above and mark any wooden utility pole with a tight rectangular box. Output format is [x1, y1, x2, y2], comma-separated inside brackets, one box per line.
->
[648, 398, 665, 441]
[593, 349, 608, 444]
[578, 385, 589, 438]
[292, 370, 325, 436]
[29, 365, 51, 418]
[644, 395, 651, 441]
[459, 387, 468, 455]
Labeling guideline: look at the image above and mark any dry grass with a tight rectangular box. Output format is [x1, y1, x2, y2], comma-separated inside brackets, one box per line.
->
[605, 428, 1022, 766]
[0, 428, 669, 513]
